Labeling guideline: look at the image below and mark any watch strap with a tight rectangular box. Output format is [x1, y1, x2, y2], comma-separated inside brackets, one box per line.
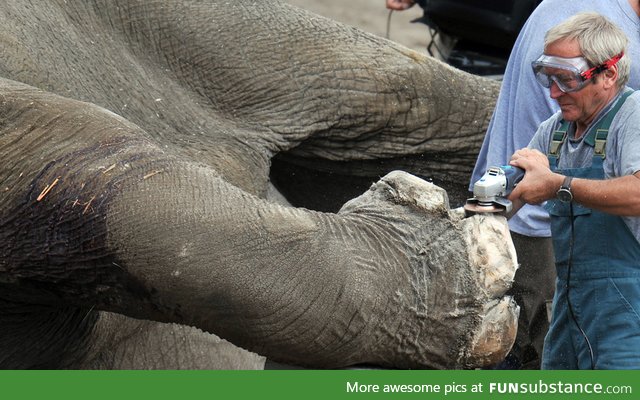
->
[561, 175, 573, 190]
[556, 175, 574, 202]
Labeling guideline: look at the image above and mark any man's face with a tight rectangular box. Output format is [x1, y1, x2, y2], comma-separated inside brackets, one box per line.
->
[544, 39, 609, 126]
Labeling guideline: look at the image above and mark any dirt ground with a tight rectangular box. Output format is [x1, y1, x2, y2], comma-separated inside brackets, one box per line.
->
[283, 0, 430, 53]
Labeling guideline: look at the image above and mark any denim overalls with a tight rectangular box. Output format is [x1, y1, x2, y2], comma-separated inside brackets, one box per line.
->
[542, 91, 640, 369]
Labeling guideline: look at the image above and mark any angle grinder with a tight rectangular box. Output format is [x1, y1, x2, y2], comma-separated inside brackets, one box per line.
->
[464, 165, 525, 214]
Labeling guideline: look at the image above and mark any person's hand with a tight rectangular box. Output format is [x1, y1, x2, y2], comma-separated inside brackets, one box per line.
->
[386, 0, 416, 11]
[510, 148, 550, 172]
[508, 148, 563, 205]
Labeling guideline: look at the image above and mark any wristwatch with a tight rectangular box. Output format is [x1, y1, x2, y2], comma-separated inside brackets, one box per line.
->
[556, 176, 574, 203]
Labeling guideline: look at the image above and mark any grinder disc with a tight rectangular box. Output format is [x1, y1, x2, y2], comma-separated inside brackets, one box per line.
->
[463, 202, 505, 213]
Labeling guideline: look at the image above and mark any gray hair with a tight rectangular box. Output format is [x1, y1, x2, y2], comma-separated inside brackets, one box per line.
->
[545, 12, 630, 88]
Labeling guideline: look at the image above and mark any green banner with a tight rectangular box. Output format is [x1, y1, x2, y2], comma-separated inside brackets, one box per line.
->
[1, 370, 637, 400]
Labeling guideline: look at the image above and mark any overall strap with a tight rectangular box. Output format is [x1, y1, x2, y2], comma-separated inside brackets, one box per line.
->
[584, 90, 634, 158]
[548, 120, 570, 167]
[547, 90, 634, 164]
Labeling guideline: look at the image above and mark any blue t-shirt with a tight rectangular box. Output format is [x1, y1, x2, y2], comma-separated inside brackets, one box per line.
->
[469, 0, 640, 237]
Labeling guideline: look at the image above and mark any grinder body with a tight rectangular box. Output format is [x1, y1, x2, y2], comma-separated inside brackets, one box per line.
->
[465, 166, 525, 213]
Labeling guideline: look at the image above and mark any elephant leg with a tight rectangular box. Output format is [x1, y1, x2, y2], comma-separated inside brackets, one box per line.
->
[103, 166, 518, 368]
[88, 312, 266, 369]
[0, 294, 264, 369]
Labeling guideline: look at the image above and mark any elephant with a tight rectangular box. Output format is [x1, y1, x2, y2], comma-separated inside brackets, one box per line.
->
[0, 0, 518, 369]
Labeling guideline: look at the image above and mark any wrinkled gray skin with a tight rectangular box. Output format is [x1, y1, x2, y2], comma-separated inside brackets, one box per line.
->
[0, 0, 517, 369]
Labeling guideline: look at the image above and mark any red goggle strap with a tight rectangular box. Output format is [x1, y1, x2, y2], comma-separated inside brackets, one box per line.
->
[581, 51, 624, 80]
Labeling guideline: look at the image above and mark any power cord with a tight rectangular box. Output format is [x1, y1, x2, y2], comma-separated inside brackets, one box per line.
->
[386, 10, 393, 39]
[566, 201, 596, 369]
[385, 10, 448, 60]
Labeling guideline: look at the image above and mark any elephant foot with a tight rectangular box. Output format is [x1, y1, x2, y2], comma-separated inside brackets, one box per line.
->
[341, 171, 519, 369]
[468, 297, 519, 367]
[461, 212, 519, 366]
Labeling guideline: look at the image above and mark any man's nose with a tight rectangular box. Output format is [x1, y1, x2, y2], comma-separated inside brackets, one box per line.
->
[550, 81, 564, 99]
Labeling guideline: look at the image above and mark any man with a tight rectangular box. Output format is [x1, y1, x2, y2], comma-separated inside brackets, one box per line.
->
[469, 0, 640, 368]
[508, 12, 640, 369]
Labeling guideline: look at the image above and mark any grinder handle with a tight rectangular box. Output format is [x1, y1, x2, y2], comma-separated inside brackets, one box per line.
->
[501, 165, 525, 196]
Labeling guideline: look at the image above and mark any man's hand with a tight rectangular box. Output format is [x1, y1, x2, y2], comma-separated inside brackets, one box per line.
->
[386, 0, 416, 11]
[508, 148, 564, 205]
[508, 148, 640, 216]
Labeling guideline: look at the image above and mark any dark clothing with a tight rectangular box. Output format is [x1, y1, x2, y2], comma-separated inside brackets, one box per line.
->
[509, 233, 555, 369]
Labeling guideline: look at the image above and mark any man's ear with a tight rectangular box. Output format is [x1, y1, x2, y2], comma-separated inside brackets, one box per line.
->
[601, 65, 619, 89]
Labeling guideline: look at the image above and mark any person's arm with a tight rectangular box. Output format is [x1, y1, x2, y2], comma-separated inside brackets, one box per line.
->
[386, 0, 416, 11]
[566, 173, 640, 215]
[508, 148, 640, 216]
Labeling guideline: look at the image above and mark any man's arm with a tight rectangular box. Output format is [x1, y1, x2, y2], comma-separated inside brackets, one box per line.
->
[570, 173, 640, 216]
[508, 148, 640, 216]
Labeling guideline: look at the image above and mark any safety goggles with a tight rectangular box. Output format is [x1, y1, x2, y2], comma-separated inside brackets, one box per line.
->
[531, 52, 624, 93]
